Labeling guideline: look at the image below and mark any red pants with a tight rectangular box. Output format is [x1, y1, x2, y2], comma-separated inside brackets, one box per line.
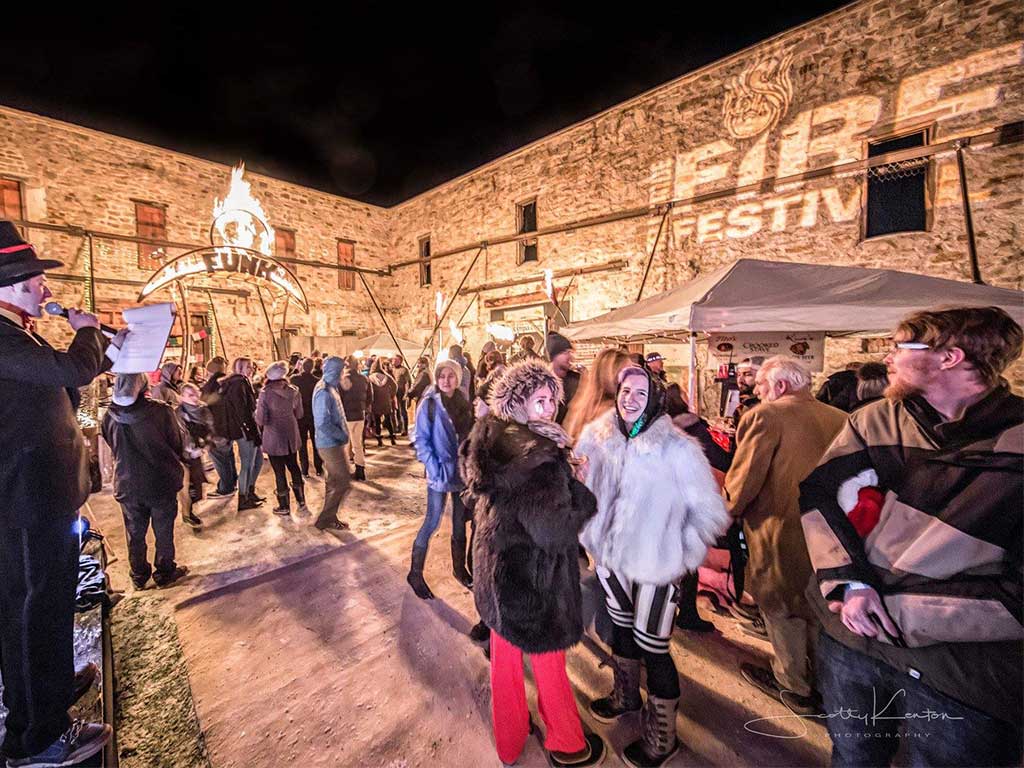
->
[489, 631, 585, 764]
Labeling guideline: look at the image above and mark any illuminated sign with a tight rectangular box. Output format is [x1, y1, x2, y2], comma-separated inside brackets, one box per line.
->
[137, 246, 309, 312]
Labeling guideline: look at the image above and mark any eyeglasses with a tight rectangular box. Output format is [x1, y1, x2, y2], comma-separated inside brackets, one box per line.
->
[890, 341, 931, 353]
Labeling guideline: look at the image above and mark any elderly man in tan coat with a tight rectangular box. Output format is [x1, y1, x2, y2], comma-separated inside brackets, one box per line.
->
[724, 355, 846, 715]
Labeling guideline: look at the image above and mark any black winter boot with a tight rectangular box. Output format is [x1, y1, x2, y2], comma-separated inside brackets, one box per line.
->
[676, 572, 715, 632]
[238, 493, 262, 511]
[273, 492, 291, 516]
[293, 483, 309, 513]
[622, 695, 679, 768]
[451, 537, 473, 589]
[589, 655, 643, 722]
[407, 546, 434, 600]
[354, 465, 366, 481]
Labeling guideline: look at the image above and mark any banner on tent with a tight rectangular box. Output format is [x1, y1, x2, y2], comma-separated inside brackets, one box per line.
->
[707, 332, 825, 372]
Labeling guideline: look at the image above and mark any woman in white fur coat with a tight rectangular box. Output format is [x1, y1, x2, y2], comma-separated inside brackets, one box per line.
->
[575, 364, 729, 768]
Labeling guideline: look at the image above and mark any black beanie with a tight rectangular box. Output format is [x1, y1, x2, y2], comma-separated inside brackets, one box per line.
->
[546, 331, 572, 360]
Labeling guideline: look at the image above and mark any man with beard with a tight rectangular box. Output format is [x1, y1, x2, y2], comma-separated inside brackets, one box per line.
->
[732, 356, 764, 421]
[546, 332, 580, 424]
[724, 356, 846, 715]
[800, 306, 1023, 767]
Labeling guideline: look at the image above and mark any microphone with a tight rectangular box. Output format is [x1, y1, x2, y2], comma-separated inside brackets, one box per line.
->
[45, 302, 118, 337]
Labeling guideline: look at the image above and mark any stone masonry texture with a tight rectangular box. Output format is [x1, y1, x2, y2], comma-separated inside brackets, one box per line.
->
[2, 0, 1021, 388]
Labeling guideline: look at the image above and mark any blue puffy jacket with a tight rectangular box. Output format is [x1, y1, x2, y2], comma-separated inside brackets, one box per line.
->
[414, 386, 464, 492]
[313, 357, 350, 449]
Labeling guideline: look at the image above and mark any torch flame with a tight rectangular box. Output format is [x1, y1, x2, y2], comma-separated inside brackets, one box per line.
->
[448, 319, 464, 345]
[435, 291, 445, 319]
[543, 269, 554, 303]
[212, 164, 275, 256]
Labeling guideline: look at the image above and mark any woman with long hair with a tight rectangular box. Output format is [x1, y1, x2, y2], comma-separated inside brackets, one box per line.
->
[461, 359, 605, 768]
[563, 348, 630, 441]
[576, 365, 729, 768]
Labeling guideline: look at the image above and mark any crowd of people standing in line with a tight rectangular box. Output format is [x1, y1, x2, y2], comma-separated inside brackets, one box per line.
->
[0, 216, 1019, 768]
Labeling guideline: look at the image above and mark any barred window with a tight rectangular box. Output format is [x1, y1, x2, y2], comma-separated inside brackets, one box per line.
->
[865, 131, 929, 239]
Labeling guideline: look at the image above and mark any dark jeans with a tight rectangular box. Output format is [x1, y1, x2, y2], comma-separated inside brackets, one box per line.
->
[395, 401, 409, 434]
[414, 489, 468, 551]
[185, 455, 206, 502]
[817, 630, 1022, 767]
[297, 419, 323, 475]
[120, 496, 178, 584]
[269, 453, 303, 497]
[373, 412, 396, 443]
[0, 516, 78, 758]
[210, 440, 237, 494]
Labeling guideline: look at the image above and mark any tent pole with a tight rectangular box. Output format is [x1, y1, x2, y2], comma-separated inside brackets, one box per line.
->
[955, 145, 984, 285]
[357, 271, 406, 360]
[636, 204, 671, 302]
[688, 332, 698, 418]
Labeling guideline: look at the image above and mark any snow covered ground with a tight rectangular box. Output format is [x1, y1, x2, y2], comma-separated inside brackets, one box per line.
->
[88, 436, 831, 767]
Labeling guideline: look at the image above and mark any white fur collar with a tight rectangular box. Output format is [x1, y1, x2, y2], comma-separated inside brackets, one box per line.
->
[575, 410, 729, 585]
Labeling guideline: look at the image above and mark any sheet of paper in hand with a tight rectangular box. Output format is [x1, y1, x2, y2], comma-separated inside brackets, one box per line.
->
[110, 302, 176, 374]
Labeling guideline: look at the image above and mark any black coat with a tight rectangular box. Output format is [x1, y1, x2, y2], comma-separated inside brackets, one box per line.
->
[460, 416, 597, 653]
[201, 371, 228, 438]
[0, 319, 108, 527]
[218, 373, 259, 441]
[101, 395, 184, 502]
[289, 371, 319, 424]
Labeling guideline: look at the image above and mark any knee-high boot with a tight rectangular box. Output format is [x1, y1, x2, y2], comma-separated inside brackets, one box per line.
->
[293, 483, 308, 513]
[451, 536, 472, 589]
[623, 695, 679, 768]
[407, 545, 434, 600]
[589, 655, 642, 722]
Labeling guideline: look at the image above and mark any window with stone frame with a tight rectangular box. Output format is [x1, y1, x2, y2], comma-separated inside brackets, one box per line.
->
[864, 130, 930, 239]
[134, 201, 167, 271]
[275, 227, 296, 260]
[337, 239, 356, 291]
[419, 236, 432, 286]
[0, 179, 24, 221]
[517, 198, 538, 264]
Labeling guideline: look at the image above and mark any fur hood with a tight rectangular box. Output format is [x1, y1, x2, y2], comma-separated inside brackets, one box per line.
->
[576, 408, 729, 585]
[489, 359, 563, 421]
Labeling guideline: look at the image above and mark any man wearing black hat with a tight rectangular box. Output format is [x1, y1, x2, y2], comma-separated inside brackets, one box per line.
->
[547, 331, 580, 424]
[645, 352, 668, 383]
[0, 222, 117, 766]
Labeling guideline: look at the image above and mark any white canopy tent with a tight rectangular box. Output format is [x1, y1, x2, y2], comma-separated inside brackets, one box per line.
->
[562, 258, 1024, 410]
[350, 332, 425, 362]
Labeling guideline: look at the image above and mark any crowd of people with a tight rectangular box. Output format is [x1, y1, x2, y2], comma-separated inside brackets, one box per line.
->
[400, 317, 1023, 768]
[1, 219, 1021, 768]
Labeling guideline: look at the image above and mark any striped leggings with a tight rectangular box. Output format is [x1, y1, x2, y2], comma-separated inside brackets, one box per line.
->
[596, 565, 681, 699]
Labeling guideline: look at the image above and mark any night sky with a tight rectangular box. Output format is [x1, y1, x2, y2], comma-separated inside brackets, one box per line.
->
[4, 4, 849, 206]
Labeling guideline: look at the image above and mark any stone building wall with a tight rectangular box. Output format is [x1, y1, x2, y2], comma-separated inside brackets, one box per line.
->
[384, 0, 1023, 386]
[1, 0, 1021, 392]
[0, 106, 391, 362]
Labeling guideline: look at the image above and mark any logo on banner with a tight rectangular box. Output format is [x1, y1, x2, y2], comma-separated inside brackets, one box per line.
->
[708, 332, 825, 372]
